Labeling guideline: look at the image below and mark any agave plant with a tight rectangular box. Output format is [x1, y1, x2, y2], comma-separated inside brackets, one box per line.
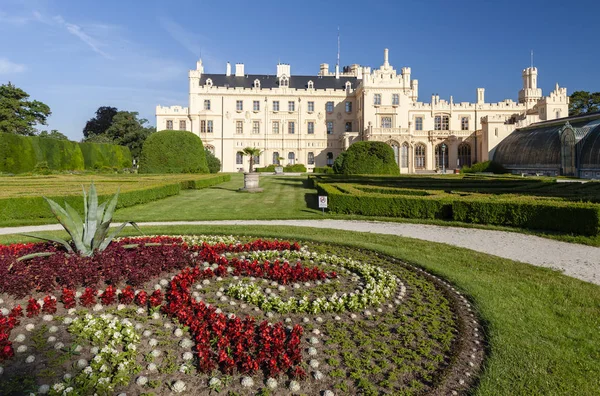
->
[20, 183, 141, 260]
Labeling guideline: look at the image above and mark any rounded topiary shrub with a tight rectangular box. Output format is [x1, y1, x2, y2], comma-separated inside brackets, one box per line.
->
[139, 130, 209, 174]
[338, 141, 400, 175]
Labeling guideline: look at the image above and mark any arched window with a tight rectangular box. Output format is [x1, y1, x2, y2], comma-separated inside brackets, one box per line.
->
[345, 81, 352, 92]
[415, 144, 426, 170]
[561, 129, 576, 176]
[308, 152, 315, 165]
[390, 142, 399, 165]
[435, 143, 449, 169]
[457, 143, 472, 167]
[326, 152, 334, 166]
[273, 152, 280, 165]
[280, 76, 289, 87]
[205, 145, 215, 155]
[288, 152, 295, 165]
[307, 80, 314, 89]
[236, 152, 243, 165]
[254, 79, 261, 88]
[401, 143, 409, 168]
[206, 78, 213, 87]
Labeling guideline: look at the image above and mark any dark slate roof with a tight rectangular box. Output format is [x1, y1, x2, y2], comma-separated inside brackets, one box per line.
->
[200, 74, 358, 90]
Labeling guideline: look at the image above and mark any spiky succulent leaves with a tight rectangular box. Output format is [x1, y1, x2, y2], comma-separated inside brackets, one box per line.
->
[20, 233, 73, 254]
[63, 202, 87, 254]
[83, 182, 98, 249]
[16, 252, 56, 263]
[98, 221, 142, 252]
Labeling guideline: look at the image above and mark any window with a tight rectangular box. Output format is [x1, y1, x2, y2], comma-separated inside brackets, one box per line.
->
[273, 152, 280, 165]
[374, 94, 381, 105]
[327, 121, 334, 135]
[307, 121, 315, 134]
[272, 121, 279, 134]
[204, 100, 211, 110]
[326, 152, 334, 166]
[435, 144, 449, 169]
[206, 78, 213, 87]
[253, 154, 260, 165]
[458, 143, 472, 167]
[166, 120, 173, 130]
[253, 101, 260, 111]
[434, 115, 449, 130]
[252, 121, 260, 134]
[415, 117, 423, 131]
[205, 145, 215, 154]
[288, 121, 295, 134]
[288, 152, 295, 165]
[201, 120, 206, 133]
[345, 81, 352, 92]
[345, 122, 352, 132]
[207, 120, 213, 133]
[461, 117, 469, 131]
[381, 117, 392, 128]
[391, 143, 399, 164]
[236, 121, 243, 134]
[288, 101, 295, 111]
[392, 94, 399, 105]
[345, 101, 352, 112]
[401, 143, 409, 167]
[326, 101, 334, 112]
[236, 152, 243, 164]
[415, 144, 426, 169]
[308, 101, 314, 112]
[254, 79, 260, 88]
[179, 120, 186, 130]
[236, 100, 243, 111]
[280, 76, 289, 87]
[307, 80, 314, 89]
[273, 101, 279, 111]
[308, 152, 315, 165]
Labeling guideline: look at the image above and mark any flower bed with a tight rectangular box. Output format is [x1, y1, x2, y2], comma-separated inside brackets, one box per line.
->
[0, 235, 483, 395]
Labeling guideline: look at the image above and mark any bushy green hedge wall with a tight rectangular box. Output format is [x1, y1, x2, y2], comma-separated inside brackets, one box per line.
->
[338, 142, 399, 175]
[255, 164, 307, 173]
[139, 130, 209, 174]
[0, 133, 38, 173]
[33, 137, 85, 171]
[313, 167, 334, 174]
[461, 161, 507, 174]
[205, 149, 221, 173]
[79, 142, 132, 170]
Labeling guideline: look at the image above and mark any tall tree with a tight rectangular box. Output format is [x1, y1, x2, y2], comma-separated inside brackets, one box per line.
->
[0, 82, 51, 135]
[38, 129, 69, 140]
[82, 106, 118, 138]
[105, 111, 155, 159]
[569, 91, 600, 116]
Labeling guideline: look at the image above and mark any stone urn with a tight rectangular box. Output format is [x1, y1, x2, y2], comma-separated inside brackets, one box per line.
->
[274, 166, 284, 174]
[239, 172, 263, 193]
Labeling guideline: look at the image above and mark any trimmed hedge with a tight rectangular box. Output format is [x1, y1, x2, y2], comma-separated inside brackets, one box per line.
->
[0, 133, 38, 173]
[256, 165, 276, 173]
[338, 142, 399, 175]
[316, 181, 600, 236]
[0, 174, 230, 222]
[461, 160, 507, 174]
[255, 164, 307, 173]
[79, 142, 132, 170]
[139, 130, 209, 174]
[313, 167, 334, 174]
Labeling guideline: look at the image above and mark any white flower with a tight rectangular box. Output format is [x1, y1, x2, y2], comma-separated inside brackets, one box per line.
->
[316, 317, 323, 322]
[91, 347, 99, 355]
[313, 370, 324, 380]
[241, 377, 254, 387]
[309, 336, 319, 345]
[0, 308, 8, 316]
[309, 359, 320, 368]
[308, 347, 317, 356]
[63, 373, 72, 380]
[17, 345, 27, 353]
[63, 317, 73, 325]
[151, 349, 161, 357]
[134, 323, 143, 331]
[147, 363, 158, 371]
[171, 380, 186, 393]
[182, 352, 194, 361]
[148, 339, 158, 347]
[179, 339, 194, 348]
[174, 328, 183, 337]
[117, 304, 126, 311]
[136, 308, 146, 315]
[68, 308, 76, 315]
[288, 380, 301, 392]
[312, 329, 321, 335]
[76, 359, 87, 369]
[266, 378, 278, 389]
[208, 377, 221, 387]
[25, 355, 35, 363]
[53, 383, 65, 392]
[25, 324, 35, 331]
[160, 279, 169, 286]
[38, 385, 50, 394]
[152, 312, 160, 320]
[323, 390, 335, 396]
[136, 376, 148, 386]
[73, 345, 82, 353]
[142, 330, 152, 337]
[42, 314, 53, 321]
[49, 326, 58, 333]
[83, 366, 93, 375]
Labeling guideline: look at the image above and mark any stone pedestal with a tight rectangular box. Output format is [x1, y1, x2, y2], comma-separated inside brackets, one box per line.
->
[239, 172, 263, 193]
[275, 166, 284, 174]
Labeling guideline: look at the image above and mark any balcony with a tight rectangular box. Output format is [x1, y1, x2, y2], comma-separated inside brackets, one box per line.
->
[371, 127, 409, 135]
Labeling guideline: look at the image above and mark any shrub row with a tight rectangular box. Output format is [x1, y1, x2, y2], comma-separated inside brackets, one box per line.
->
[255, 164, 308, 173]
[139, 130, 208, 174]
[460, 160, 507, 174]
[316, 182, 600, 235]
[0, 174, 230, 222]
[312, 167, 334, 174]
[0, 132, 132, 173]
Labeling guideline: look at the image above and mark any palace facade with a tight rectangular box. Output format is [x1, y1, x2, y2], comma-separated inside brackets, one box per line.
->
[156, 49, 569, 173]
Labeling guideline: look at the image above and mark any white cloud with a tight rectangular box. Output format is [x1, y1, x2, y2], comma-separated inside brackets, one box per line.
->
[52, 15, 113, 59]
[0, 58, 26, 74]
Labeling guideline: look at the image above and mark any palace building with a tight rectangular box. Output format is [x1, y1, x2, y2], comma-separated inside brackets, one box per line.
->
[156, 49, 569, 173]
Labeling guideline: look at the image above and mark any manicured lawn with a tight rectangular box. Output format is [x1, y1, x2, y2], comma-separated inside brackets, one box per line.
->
[2, 225, 599, 395]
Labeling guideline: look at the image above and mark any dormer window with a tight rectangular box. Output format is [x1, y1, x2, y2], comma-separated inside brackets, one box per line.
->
[206, 78, 213, 87]
[254, 79, 261, 88]
[307, 80, 314, 89]
[345, 81, 352, 92]
[280, 76, 289, 87]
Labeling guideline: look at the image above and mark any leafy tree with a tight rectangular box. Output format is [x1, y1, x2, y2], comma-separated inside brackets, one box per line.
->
[83, 106, 118, 139]
[38, 129, 69, 140]
[0, 82, 51, 135]
[569, 91, 600, 116]
[205, 148, 221, 173]
[242, 147, 262, 172]
[105, 112, 154, 159]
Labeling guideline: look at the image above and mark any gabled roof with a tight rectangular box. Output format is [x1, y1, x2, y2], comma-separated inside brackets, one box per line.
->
[199, 74, 358, 90]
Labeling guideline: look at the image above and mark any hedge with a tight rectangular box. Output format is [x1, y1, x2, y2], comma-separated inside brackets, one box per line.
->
[139, 130, 209, 174]
[338, 142, 399, 175]
[316, 182, 600, 236]
[79, 142, 132, 170]
[255, 164, 307, 173]
[313, 167, 334, 174]
[0, 174, 230, 222]
[460, 160, 507, 174]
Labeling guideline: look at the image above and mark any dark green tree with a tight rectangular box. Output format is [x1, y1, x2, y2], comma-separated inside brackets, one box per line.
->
[569, 91, 600, 116]
[83, 106, 118, 139]
[105, 111, 154, 159]
[0, 82, 51, 135]
[38, 129, 69, 140]
[205, 148, 221, 173]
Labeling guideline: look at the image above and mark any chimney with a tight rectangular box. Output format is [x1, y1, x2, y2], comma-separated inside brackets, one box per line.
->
[226, 62, 231, 76]
[320, 63, 329, 76]
[235, 63, 244, 77]
[477, 88, 485, 104]
[383, 48, 389, 67]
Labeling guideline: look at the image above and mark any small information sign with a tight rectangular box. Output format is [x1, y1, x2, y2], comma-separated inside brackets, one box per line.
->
[318, 196, 328, 215]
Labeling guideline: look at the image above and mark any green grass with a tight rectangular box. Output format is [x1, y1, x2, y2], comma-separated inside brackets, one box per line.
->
[1, 224, 599, 395]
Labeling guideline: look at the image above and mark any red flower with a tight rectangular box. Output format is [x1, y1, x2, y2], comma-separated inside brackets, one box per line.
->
[135, 290, 148, 306]
[149, 290, 163, 308]
[42, 296, 57, 314]
[26, 298, 41, 317]
[61, 288, 76, 309]
[100, 285, 116, 305]
[79, 288, 96, 307]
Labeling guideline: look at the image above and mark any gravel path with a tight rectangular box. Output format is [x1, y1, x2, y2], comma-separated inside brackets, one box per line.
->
[1, 220, 599, 285]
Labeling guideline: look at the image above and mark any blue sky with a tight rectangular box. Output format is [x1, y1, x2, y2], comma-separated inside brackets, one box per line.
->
[2, 0, 599, 140]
